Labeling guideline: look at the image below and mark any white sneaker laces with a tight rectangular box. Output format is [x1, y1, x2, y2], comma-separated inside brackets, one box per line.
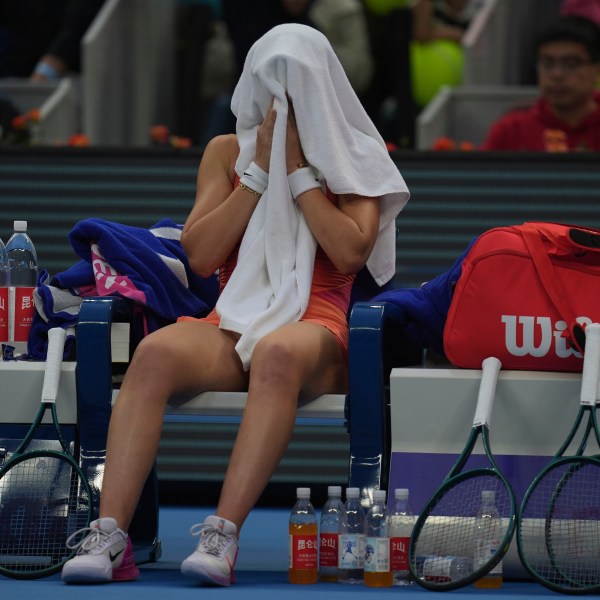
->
[65, 526, 113, 553]
[190, 523, 233, 557]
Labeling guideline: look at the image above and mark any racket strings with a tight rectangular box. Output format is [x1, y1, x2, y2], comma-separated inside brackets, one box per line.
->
[0, 455, 88, 576]
[412, 474, 512, 585]
[519, 459, 600, 591]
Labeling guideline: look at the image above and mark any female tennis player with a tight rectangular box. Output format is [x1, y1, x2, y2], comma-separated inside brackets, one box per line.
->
[61, 23, 409, 585]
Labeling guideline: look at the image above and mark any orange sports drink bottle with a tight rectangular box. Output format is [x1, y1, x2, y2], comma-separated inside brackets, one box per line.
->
[289, 487, 318, 584]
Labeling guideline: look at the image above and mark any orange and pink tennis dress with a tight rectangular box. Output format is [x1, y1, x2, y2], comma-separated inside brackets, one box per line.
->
[178, 183, 355, 359]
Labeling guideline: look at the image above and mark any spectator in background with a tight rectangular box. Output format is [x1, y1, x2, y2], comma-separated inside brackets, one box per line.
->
[222, 0, 372, 95]
[0, 0, 106, 81]
[482, 16, 600, 152]
[202, 0, 374, 147]
[410, 0, 485, 107]
[361, 0, 486, 148]
[560, 0, 600, 28]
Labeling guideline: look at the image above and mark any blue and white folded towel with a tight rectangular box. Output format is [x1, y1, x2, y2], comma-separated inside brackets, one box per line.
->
[29, 218, 218, 359]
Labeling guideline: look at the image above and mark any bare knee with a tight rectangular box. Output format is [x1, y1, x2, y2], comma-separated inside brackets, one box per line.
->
[129, 330, 172, 373]
[250, 336, 304, 391]
[121, 329, 182, 397]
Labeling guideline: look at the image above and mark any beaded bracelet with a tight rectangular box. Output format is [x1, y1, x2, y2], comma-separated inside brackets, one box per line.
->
[238, 181, 262, 199]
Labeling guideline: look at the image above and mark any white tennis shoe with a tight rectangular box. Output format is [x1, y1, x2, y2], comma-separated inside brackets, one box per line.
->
[61, 517, 140, 583]
[180, 515, 238, 586]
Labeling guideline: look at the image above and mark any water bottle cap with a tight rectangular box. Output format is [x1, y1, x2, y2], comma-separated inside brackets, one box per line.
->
[296, 487, 311, 498]
[395, 488, 409, 500]
[482, 490, 495, 502]
[13, 221, 27, 232]
[345, 487, 360, 499]
[327, 485, 342, 496]
[373, 489, 386, 502]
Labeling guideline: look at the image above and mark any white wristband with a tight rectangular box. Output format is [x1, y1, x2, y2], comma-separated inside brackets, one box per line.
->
[288, 167, 320, 199]
[239, 161, 269, 195]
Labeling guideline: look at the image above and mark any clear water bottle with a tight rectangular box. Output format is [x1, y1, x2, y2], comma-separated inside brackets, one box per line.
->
[319, 485, 343, 582]
[389, 488, 415, 586]
[473, 489, 503, 589]
[0, 237, 8, 344]
[6, 221, 38, 286]
[420, 555, 474, 583]
[364, 489, 393, 588]
[289, 487, 318, 584]
[6, 221, 38, 349]
[338, 487, 365, 584]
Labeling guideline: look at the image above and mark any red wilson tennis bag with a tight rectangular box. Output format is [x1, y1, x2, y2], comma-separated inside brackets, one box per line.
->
[443, 222, 600, 372]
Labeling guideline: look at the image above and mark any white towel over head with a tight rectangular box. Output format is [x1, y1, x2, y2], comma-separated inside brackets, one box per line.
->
[216, 23, 410, 369]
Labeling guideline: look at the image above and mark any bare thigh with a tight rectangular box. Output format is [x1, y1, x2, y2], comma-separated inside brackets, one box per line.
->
[249, 321, 348, 402]
[120, 320, 249, 401]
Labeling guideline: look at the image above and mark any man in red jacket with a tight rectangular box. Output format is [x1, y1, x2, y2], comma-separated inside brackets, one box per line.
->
[482, 15, 600, 152]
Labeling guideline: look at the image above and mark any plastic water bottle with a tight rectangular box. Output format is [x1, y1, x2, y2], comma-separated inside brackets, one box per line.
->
[364, 489, 393, 588]
[289, 487, 318, 584]
[419, 555, 474, 583]
[338, 487, 365, 584]
[6, 221, 38, 349]
[474, 489, 503, 589]
[0, 237, 8, 344]
[6, 221, 38, 286]
[319, 485, 343, 582]
[389, 488, 415, 585]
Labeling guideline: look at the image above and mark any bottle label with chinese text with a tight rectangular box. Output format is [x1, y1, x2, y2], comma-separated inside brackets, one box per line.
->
[319, 532, 338, 568]
[9, 286, 35, 342]
[391, 536, 409, 570]
[289, 533, 318, 569]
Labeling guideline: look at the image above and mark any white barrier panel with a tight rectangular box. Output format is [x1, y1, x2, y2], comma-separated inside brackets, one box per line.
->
[389, 367, 582, 579]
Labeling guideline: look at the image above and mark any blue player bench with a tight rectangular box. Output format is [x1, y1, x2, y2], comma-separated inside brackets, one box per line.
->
[75, 296, 419, 563]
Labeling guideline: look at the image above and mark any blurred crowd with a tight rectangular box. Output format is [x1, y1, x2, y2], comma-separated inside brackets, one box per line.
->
[179, 0, 490, 148]
[1, 0, 599, 150]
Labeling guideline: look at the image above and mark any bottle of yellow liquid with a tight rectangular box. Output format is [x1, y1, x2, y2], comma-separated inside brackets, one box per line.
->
[474, 490, 503, 589]
[364, 489, 393, 588]
[289, 487, 318, 584]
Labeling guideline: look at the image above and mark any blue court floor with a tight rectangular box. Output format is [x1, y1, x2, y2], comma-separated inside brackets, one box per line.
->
[0, 506, 566, 599]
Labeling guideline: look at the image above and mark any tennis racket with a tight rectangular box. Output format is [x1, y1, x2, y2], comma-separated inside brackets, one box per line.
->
[0, 327, 91, 579]
[408, 356, 516, 591]
[517, 322, 600, 594]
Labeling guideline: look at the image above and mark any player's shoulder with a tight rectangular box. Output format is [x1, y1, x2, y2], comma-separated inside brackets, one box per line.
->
[203, 134, 239, 158]
[201, 134, 239, 179]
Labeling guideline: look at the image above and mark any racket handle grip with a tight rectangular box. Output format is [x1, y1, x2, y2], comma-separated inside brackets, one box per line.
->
[473, 356, 502, 427]
[41, 327, 67, 403]
[581, 323, 600, 406]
